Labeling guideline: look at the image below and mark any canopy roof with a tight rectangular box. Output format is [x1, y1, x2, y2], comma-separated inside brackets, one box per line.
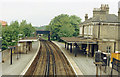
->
[61, 37, 97, 44]
[18, 37, 38, 43]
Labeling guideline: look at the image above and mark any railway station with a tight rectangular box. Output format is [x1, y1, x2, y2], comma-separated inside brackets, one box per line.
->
[1, 2, 120, 77]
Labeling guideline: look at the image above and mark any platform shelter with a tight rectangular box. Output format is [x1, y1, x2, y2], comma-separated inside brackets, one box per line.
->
[17, 37, 38, 54]
[61, 37, 98, 57]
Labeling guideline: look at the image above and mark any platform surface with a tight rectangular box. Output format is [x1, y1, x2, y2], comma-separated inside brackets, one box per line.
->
[53, 41, 118, 75]
[2, 41, 39, 75]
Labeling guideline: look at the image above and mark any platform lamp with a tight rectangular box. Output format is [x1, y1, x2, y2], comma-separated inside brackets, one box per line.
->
[86, 23, 89, 59]
[17, 34, 23, 60]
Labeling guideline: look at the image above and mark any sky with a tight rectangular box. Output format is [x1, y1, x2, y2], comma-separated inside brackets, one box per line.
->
[1, 0, 120, 27]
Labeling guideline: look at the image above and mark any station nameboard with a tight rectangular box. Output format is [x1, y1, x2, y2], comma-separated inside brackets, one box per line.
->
[112, 58, 120, 73]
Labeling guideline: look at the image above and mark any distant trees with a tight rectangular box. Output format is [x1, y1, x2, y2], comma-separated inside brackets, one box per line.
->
[0, 23, 2, 37]
[2, 20, 35, 50]
[46, 14, 81, 41]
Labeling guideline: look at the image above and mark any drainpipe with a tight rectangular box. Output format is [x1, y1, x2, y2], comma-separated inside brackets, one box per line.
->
[98, 21, 101, 39]
[114, 42, 116, 53]
[82, 25, 84, 37]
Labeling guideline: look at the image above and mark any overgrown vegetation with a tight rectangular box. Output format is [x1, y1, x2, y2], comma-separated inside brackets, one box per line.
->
[2, 20, 35, 50]
[46, 14, 81, 41]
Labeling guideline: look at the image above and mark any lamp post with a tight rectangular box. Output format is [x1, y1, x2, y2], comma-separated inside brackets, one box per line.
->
[17, 34, 23, 60]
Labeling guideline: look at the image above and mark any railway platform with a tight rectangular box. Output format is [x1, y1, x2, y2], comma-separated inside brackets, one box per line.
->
[2, 41, 39, 75]
[53, 41, 118, 75]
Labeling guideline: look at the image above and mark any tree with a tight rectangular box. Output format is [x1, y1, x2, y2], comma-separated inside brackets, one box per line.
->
[70, 15, 81, 36]
[9, 21, 20, 41]
[2, 26, 14, 50]
[0, 23, 2, 37]
[2, 20, 35, 50]
[47, 14, 81, 41]
[58, 24, 75, 37]
[20, 20, 35, 37]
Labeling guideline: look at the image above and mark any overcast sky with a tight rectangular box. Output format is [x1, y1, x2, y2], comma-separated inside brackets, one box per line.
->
[1, 0, 120, 27]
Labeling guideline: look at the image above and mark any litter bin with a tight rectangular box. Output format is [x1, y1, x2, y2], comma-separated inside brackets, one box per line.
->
[95, 51, 102, 62]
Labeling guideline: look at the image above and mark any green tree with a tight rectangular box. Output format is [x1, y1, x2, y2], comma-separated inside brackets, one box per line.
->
[70, 15, 81, 36]
[20, 20, 35, 37]
[2, 20, 35, 50]
[0, 23, 2, 37]
[9, 21, 20, 41]
[2, 26, 14, 50]
[58, 24, 75, 37]
[47, 14, 81, 41]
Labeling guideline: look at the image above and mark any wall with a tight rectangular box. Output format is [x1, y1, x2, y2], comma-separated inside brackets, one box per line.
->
[100, 25, 118, 40]
[116, 41, 120, 51]
[118, 25, 120, 40]
[93, 25, 98, 38]
[98, 41, 114, 53]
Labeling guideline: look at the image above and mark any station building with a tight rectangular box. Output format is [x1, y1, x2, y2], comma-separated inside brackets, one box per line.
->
[61, 4, 120, 57]
[79, 4, 120, 55]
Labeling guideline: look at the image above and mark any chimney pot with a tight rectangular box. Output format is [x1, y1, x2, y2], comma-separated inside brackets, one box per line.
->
[85, 14, 88, 21]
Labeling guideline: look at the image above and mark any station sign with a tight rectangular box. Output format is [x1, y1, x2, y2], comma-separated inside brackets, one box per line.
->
[112, 58, 120, 73]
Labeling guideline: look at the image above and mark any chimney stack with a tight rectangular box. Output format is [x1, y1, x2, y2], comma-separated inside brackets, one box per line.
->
[85, 14, 88, 21]
[106, 4, 109, 14]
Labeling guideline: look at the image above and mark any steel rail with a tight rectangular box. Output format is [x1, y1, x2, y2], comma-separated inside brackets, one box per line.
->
[25, 38, 75, 76]
[50, 41, 71, 75]
[44, 40, 50, 77]
[46, 41, 56, 76]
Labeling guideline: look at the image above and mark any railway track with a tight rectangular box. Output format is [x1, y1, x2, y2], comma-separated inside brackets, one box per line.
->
[24, 39, 76, 76]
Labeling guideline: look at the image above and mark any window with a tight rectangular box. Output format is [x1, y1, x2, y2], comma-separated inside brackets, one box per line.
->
[80, 27, 82, 35]
[106, 46, 111, 53]
[84, 26, 87, 35]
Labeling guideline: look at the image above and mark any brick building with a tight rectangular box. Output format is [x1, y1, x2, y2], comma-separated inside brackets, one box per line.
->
[0, 20, 7, 27]
[79, 4, 120, 55]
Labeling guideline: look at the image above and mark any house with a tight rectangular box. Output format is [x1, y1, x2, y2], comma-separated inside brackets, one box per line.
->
[0, 20, 7, 27]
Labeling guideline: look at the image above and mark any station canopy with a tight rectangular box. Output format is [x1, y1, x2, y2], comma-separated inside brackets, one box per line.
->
[61, 37, 97, 44]
[18, 37, 38, 43]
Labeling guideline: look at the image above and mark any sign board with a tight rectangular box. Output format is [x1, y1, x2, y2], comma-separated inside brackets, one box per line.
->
[112, 58, 120, 73]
